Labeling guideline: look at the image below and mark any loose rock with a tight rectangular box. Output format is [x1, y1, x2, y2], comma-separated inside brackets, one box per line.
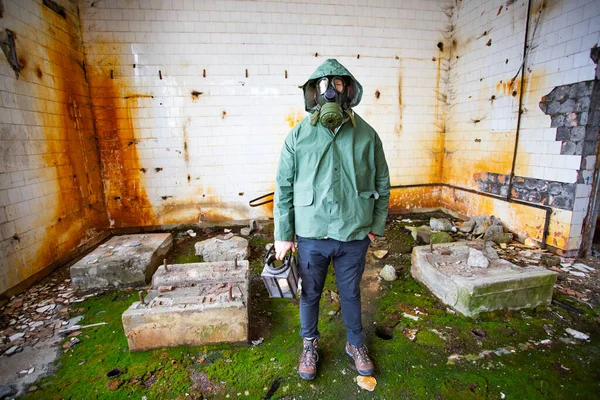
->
[372, 250, 388, 259]
[356, 376, 377, 391]
[430, 218, 453, 232]
[468, 248, 489, 269]
[430, 232, 454, 244]
[379, 265, 397, 281]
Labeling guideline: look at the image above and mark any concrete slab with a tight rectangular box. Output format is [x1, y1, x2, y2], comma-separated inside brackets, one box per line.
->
[122, 260, 249, 351]
[70, 234, 172, 291]
[194, 234, 249, 261]
[411, 242, 557, 317]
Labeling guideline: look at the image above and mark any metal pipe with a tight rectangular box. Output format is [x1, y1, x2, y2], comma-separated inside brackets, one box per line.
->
[506, 0, 534, 202]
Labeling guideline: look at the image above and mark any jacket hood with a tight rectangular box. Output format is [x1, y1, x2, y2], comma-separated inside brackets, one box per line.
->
[302, 59, 363, 112]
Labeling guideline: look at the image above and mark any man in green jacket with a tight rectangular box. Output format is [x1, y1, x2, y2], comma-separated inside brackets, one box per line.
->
[274, 59, 391, 380]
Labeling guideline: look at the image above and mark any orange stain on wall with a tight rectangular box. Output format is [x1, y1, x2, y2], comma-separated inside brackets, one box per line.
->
[284, 109, 305, 128]
[24, 5, 108, 282]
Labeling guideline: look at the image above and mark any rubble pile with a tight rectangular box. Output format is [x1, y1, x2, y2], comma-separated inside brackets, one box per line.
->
[0, 276, 95, 358]
[404, 215, 514, 245]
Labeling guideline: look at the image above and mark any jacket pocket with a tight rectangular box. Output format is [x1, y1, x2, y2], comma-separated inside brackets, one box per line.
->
[293, 190, 314, 206]
[358, 190, 379, 200]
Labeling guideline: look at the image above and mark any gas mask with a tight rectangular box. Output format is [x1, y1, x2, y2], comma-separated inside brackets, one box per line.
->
[315, 76, 348, 129]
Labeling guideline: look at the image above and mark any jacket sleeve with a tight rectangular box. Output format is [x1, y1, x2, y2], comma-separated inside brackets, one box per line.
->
[371, 133, 390, 236]
[274, 130, 296, 241]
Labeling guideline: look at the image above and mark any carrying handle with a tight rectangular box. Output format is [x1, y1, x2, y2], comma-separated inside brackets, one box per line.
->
[264, 244, 293, 275]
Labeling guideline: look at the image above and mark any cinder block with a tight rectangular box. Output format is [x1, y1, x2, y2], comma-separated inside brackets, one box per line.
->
[411, 243, 557, 317]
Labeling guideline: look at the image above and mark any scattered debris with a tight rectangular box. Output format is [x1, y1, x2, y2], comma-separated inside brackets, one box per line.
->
[251, 338, 264, 347]
[187, 229, 197, 237]
[403, 328, 419, 341]
[430, 217, 454, 232]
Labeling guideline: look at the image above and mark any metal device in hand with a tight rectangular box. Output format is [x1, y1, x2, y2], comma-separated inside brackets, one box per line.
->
[261, 245, 299, 298]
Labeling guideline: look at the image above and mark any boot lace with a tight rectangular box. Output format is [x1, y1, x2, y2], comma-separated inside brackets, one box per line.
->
[300, 339, 319, 368]
[353, 344, 371, 364]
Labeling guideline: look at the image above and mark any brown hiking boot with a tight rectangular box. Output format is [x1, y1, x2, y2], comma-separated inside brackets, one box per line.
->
[345, 342, 374, 376]
[298, 338, 319, 380]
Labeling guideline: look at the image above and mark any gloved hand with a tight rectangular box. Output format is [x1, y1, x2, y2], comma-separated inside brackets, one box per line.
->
[275, 240, 295, 260]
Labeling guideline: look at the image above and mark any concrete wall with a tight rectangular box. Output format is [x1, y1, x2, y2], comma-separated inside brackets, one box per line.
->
[79, 0, 452, 226]
[0, 0, 107, 295]
[440, 0, 600, 250]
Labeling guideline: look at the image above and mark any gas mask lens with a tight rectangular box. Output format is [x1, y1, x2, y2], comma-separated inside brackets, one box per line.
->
[317, 77, 345, 94]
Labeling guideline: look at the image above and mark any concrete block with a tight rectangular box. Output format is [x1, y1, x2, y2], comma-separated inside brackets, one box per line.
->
[194, 233, 249, 261]
[122, 260, 249, 351]
[411, 243, 557, 317]
[70, 233, 173, 291]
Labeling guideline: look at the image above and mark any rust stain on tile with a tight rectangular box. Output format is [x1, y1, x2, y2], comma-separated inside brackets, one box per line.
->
[284, 109, 304, 128]
[23, 5, 108, 282]
[389, 187, 442, 211]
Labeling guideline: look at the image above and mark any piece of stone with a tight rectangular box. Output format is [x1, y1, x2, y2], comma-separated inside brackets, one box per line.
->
[472, 216, 491, 235]
[459, 219, 475, 233]
[123, 260, 249, 351]
[524, 238, 538, 248]
[411, 243, 557, 317]
[71, 233, 173, 291]
[9, 332, 24, 341]
[195, 235, 249, 262]
[571, 263, 594, 272]
[240, 227, 252, 236]
[430, 218, 453, 232]
[4, 345, 22, 356]
[373, 250, 388, 259]
[416, 227, 432, 244]
[379, 265, 397, 281]
[430, 232, 454, 244]
[565, 328, 589, 340]
[569, 271, 585, 277]
[467, 248, 489, 268]
[541, 255, 561, 267]
[356, 376, 377, 391]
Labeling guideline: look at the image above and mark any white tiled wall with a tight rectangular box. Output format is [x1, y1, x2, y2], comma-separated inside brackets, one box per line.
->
[0, 0, 107, 294]
[444, 0, 600, 250]
[79, 0, 452, 226]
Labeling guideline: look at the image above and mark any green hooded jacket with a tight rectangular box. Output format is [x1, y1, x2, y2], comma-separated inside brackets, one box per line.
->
[274, 59, 391, 242]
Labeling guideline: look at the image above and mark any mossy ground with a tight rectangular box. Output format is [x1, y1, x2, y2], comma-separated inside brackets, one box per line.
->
[22, 215, 600, 399]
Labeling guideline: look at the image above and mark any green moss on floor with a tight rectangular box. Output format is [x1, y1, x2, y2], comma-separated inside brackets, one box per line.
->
[22, 219, 600, 399]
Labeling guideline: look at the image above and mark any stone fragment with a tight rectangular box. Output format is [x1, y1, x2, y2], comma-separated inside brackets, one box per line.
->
[524, 238, 537, 248]
[4, 345, 22, 356]
[430, 232, 454, 244]
[240, 227, 252, 236]
[416, 227, 432, 244]
[459, 219, 475, 233]
[107, 380, 122, 391]
[541, 255, 561, 267]
[9, 332, 24, 341]
[195, 235, 249, 261]
[379, 265, 397, 281]
[571, 263, 594, 272]
[467, 248, 489, 269]
[372, 250, 388, 259]
[430, 218, 453, 231]
[565, 328, 589, 341]
[569, 271, 585, 277]
[36, 304, 54, 313]
[356, 376, 377, 391]
[472, 216, 491, 235]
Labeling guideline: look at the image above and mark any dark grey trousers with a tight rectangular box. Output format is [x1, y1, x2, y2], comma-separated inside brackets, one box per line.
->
[296, 235, 371, 346]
